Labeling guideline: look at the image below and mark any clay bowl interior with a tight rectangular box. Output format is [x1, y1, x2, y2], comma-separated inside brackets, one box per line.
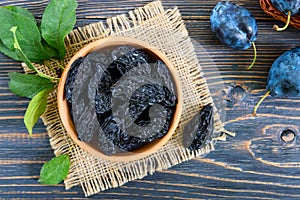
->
[57, 36, 183, 162]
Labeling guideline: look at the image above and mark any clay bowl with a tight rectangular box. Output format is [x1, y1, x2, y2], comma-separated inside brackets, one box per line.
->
[57, 36, 182, 162]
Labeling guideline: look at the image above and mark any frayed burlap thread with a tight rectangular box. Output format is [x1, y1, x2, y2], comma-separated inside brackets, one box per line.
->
[25, 1, 228, 197]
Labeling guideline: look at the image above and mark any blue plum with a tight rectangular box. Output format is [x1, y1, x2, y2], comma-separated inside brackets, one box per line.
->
[267, 47, 300, 97]
[270, 0, 300, 15]
[210, 1, 257, 50]
[270, 0, 300, 31]
[253, 47, 300, 116]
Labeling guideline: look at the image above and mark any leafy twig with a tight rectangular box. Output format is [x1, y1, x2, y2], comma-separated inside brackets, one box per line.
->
[10, 26, 60, 81]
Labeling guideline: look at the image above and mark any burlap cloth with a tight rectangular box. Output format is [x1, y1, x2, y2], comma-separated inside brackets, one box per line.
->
[28, 1, 230, 197]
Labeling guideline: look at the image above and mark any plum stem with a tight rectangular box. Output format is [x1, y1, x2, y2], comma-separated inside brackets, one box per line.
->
[252, 90, 271, 116]
[273, 11, 291, 31]
[247, 42, 257, 70]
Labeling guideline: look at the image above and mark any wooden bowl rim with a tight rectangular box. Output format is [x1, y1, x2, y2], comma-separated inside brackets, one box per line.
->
[57, 36, 183, 162]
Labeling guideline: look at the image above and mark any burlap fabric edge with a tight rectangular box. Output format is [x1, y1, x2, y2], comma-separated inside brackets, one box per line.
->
[23, 1, 230, 197]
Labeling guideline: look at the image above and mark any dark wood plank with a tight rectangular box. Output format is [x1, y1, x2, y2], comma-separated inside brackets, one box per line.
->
[1, 0, 300, 199]
[0, 0, 276, 20]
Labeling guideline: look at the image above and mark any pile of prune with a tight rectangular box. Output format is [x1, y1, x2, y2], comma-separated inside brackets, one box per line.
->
[65, 46, 177, 155]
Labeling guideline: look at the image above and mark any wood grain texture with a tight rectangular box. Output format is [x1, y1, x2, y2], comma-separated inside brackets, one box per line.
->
[0, 0, 300, 199]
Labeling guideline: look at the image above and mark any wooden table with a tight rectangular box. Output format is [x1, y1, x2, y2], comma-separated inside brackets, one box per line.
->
[1, 0, 300, 199]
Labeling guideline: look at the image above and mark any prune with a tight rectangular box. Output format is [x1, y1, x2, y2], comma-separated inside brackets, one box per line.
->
[183, 105, 214, 151]
[210, 1, 257, 50]
[96, 48, 177, 154]
[127, 84, 176, 141]
[98, 114, 146, 153]
[270, 0, 300, 31]
[65, 57, 85, 103]
[129, 84, 176, 126]
[70, 53, 106, 143]
[253, 47, 300, 115]
[100, 49, 154, 87]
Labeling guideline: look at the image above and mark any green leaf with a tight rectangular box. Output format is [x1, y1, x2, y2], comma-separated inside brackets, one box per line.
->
[0, 39, 21, 61]
[0, 6, 38, 61]
[4, 6, 36, 23]
[24, 88, 52, 136]
[10, 27, 60, 81]
[41, 0, 77, 59]
[38, 154, 70, 185]
[8, 72, 54, 99]
[0, 7, 54, 63]
[10, 26, 36, 72]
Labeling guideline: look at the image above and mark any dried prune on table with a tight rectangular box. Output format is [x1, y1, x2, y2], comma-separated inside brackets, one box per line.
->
[183, 105, 214, 151]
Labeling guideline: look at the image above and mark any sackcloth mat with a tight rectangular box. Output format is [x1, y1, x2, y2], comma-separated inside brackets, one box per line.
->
[24, 1, 230, 197]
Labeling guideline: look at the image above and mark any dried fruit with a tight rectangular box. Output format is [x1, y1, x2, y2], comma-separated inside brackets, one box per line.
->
[183, 105, 214, 151]
[66, 46, 177, 155]
[96, 49, 177, 154]
[65, 57, 85, 104]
